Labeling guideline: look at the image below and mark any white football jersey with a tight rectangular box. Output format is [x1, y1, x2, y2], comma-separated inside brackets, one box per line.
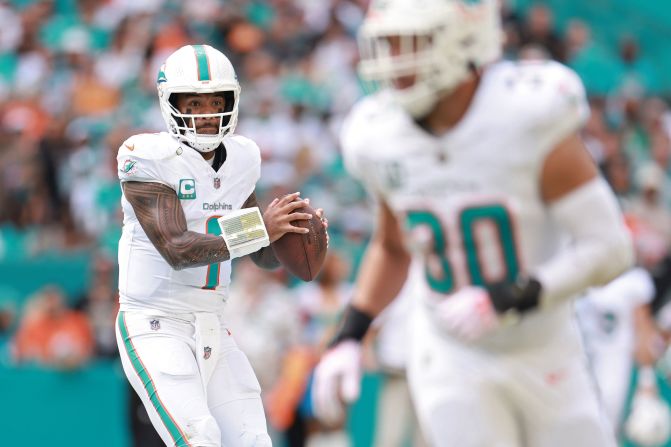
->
[342, 60, 590, 350]
[577, 268, 654, 351]
[117, 132, 261, 314]
[576, 268, 655, 424]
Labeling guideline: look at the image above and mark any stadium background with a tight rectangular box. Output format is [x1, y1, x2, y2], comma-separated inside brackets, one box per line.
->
[1, 0, 671, 446]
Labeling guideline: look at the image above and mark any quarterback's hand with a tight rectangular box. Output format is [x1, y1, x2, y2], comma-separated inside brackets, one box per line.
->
[436, 286, 502, 342]
[263, 192, 311, 243]
[312, 340, 362, 426]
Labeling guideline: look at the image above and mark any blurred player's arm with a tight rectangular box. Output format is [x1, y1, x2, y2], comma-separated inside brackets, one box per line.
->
[480, 133, 633, 319]
[534, 132, 634, 306]
[349, 199, 411, 317]
[330, 198, 411, 345]
[123, 181, 233, 270]
[312, 199, 410, 425]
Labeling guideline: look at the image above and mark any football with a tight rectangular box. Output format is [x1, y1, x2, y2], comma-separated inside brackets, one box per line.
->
[272, 205, 328, 281]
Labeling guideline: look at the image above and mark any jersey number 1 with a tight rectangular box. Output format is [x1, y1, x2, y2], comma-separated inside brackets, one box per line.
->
[406, 204, 521, 294]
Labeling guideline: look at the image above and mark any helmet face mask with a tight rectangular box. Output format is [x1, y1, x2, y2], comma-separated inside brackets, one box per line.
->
[157, 45, 241, 153]
[359, 29, 444, 118]
[360, 33, 435, 90]
[358, 0, 502, 118]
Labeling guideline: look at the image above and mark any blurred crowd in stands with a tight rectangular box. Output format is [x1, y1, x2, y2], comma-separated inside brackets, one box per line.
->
[2, 0, 671, 445]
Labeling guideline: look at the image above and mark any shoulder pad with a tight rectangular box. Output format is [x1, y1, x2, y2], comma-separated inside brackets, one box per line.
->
[225, 134, 261, 161]
[488, 61, 589, 150]
[117, 132, 179, 185]
[222, 134, 262, 189]
[341, 92, 404, 182]
[513, 60, 588, 131]
[341, 92, 394, 150]
[118, 133, 179, 160]
[533, 61, 589, 146]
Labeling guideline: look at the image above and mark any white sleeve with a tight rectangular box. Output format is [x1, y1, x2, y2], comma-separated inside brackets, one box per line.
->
[533, 178, 634, 307]
[117, 136, 175, 188]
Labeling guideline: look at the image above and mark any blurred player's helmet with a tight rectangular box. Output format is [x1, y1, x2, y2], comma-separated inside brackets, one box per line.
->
[358, 0, 502, 118]
[158, 45, 240, 153]
[625, 393, 671, 447]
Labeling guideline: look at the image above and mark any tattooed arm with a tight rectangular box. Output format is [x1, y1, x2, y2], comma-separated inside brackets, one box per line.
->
[245, 192, 281, 270]
[123, 181, 231, 270]
[123, 182, 312, 271]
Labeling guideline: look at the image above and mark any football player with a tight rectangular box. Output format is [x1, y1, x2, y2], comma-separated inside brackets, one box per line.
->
[577, 217, 669, 443]
[312, 1, 633, 446]
[115, 44, 322, 447]
[576, 267, 660, 430]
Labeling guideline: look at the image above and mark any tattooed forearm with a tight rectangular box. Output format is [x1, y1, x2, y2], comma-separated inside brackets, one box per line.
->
[123, 181, 231, 270]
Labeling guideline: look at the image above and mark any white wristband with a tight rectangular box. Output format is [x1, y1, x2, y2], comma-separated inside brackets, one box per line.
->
[217, 207, 270, 260]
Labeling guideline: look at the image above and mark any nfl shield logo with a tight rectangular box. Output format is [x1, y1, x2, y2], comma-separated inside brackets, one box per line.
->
[150, 319, 160, 331]
[203, 346, 212, 360]
[213, 178, 221, 189]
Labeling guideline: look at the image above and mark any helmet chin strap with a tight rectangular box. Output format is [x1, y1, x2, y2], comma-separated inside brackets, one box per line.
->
[400, 93, 439, 119]
[395, 60, 479, 120]
[188, 139, 220, 153]
[172, 114, 225, 152]
[394, 82, 446, 119]
[179, 131, 221, 153]
[191, 144, 219, 153]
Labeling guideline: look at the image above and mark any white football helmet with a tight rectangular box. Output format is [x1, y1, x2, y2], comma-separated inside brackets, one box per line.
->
[358, 0, 502, 118]
[157, 44, 240, 153]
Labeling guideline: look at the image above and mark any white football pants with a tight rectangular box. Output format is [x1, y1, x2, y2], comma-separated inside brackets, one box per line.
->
[408, 304, 615, 447]
[116, 310, 271, 447]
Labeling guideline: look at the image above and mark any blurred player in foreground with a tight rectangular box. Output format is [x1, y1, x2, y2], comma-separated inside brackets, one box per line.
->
[116, 44, 324, 447]
[312, 0, 633, 446]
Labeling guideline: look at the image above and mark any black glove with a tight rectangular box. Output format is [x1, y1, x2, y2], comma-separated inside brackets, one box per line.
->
[486, 276, 543, 315]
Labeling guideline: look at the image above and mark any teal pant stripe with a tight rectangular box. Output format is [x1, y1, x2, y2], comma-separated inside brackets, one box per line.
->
[117, 312, 191, 446]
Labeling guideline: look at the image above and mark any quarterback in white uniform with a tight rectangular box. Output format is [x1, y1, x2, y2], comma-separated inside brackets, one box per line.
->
[116, 45, 321, 447]
[312, 1, 633, 446]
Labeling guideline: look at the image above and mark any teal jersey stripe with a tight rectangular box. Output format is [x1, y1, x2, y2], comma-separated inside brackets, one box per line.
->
[117, 312, 192, 447]
[202, 216, 222, 290]
[192, 45, 211, 81]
